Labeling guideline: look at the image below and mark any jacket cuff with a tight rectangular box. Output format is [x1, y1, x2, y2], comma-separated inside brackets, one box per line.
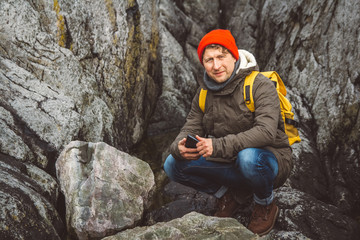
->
[211, 137, 220, 158]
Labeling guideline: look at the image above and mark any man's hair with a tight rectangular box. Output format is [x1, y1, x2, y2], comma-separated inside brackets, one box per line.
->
[202, 44, 230, 59]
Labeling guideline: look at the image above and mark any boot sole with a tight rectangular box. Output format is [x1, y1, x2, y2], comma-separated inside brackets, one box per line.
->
[258, 205, 279, 236]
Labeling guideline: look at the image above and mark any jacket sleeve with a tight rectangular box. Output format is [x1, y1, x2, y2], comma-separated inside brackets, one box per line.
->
[212, 74, 281, 159]
[169, 87, 206, 161]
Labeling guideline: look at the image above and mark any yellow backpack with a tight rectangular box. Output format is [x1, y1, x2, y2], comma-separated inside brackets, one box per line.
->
[198, 71, 301, 146]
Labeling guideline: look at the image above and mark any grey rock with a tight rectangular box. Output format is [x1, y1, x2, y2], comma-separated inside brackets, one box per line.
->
[102, 211, 259, 240]
[0, 153, 64, 239]
[222, 0, 259, 52]
[145, 183, 359, 240]
[147, 22, 198, 135]
[147, 0, 222, 135]
[56, 141, 155, 240]
[145, 181, 217, 226]
[24, 162, 59, 206]
[181, 0, 220, 32]
[0, 57, 81, 169]
[264, 231, 311, 240]
[270, 187, 360, 240]
[0, 0, 160, 169]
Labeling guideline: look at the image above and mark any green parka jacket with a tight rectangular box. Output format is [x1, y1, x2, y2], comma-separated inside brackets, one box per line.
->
[169, 50, 293, 188]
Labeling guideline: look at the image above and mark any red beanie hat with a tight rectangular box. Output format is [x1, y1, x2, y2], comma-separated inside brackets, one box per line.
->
[197, 29, 239, 64]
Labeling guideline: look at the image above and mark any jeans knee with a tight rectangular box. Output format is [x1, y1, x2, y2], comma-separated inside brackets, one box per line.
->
[163, 155, 176, 180]
[236, 148, 259, 179]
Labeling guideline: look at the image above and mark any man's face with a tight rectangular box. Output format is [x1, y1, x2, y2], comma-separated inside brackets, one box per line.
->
[202, 47, 237, 83]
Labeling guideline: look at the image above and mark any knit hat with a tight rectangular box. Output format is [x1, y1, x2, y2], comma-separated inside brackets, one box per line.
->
[197, 29, 239, 64]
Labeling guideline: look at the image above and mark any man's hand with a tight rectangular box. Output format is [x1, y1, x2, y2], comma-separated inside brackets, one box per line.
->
[178, 138, 201, 160]
[178, 136, 214, 160]
[195, 135, 213, 158]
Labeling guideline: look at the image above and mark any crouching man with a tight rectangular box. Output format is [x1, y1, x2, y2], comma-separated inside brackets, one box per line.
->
[164, 29, 293, 236]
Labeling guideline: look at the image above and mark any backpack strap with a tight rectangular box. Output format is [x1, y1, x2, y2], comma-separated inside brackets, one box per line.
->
[261, 71, 287, 96]
[244, 71, 259, 112]
[199, 88, 207, 113]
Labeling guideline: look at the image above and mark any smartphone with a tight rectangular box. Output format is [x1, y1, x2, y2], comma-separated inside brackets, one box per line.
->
[185, 135, 199, 148]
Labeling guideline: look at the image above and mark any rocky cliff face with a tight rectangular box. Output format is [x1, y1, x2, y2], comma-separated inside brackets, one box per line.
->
[1, 0, 359, 239]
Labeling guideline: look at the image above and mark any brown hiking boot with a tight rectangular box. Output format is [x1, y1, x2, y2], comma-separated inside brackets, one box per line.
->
[247, 201, 279, 236]
[214, 191, 239, 217]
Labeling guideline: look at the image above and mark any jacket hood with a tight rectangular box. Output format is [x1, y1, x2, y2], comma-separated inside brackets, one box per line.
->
[235, 49, 257, 74]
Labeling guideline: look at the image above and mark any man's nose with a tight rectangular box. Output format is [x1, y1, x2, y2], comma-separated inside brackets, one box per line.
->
[213, 59, 221, 70]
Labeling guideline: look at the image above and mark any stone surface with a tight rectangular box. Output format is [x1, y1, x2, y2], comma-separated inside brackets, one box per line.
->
[0, 57, 81, 169]
[146, 183, 359, 240]
[102, 211, 259, 240]
[145, 181, 218, 226]
[0, 0, 160, 169]
[1, 1, 160, 237]
[0, 153, 64, 239]
[271, 187, 360, 240]
[56, 141, 155, 239]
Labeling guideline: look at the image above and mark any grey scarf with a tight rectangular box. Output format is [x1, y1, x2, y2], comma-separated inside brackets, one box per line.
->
[203, 60, 240, 91]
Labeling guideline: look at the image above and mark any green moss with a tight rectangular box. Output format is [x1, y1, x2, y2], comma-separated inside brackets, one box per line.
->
[53, 0, 73, 49]
[122, 0, 142, 116]
[104, 0, 118, 35]
[148, 2, 159, 63]
[53, 0, 66, 47]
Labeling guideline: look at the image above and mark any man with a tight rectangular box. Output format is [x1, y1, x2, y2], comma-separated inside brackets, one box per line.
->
[163, 29, 293, 236]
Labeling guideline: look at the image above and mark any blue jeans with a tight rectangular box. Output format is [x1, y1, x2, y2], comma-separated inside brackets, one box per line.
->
[163, 148, 278, 205]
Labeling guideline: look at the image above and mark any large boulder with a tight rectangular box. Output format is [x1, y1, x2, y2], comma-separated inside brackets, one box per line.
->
[102, 211, 258, 240]
[56, 141, 155, 239]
